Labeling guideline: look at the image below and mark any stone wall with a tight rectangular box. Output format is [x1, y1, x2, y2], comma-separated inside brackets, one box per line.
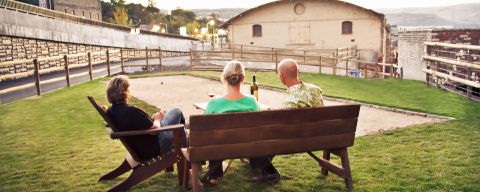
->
[0, 7, 197, 80]
[0, 35, 120, 79]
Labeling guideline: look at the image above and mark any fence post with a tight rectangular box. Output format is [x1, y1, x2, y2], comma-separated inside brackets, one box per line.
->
[345, 59, 349, 76]
[232, 48, 235, 60]
[400, 67, 404, 80]
[120, 48, 124, 73]
[159, 47, 163, 72]
[274, 51, 278, 73]
[87, 52, 93, 80]
[319, 56, 322, 74]
[390, 64, 394, 77]
[145, 47, 149, 72]
[63, 55, 70, 87]
[271, 48, 274, 61]
[303, 50, 306, 65]
[189, 48, 193, 70]
[425, 62, 430, 86]
[332, 52, 337, 76]
[33, 58, 41, 96]
[364, 63, 368, 79]
[240, 45, 243, 59]
[106, 49, 111, 76]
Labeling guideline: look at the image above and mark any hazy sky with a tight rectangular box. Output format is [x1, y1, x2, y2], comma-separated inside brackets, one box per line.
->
[121, 0, 480, 10]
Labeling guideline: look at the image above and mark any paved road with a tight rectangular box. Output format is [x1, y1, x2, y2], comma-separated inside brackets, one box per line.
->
[0, 56, 189, 104]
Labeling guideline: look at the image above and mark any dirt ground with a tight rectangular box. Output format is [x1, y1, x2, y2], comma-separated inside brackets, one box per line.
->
[130, 75, 448, 137]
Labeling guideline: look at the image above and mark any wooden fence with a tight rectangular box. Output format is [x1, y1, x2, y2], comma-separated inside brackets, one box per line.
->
[0, 48, 189, 97]
[423, 42, 480, 100]
[190, 44, 399, 79]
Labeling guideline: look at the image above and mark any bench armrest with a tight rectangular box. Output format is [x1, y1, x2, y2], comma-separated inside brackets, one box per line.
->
[107, 124, 185, 139]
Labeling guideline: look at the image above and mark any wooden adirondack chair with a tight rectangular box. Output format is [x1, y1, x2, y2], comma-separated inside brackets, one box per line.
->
[87, 96, 187, 192]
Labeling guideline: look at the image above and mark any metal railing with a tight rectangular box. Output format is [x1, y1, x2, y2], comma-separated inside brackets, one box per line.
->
[423, 42, 480, 100]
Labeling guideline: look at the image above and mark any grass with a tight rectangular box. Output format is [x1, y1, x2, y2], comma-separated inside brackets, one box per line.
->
[0, 72, 479, 191]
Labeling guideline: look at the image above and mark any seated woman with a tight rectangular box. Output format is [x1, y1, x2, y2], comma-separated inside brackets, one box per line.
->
[105, 75, 186, 160]
[204, 61, 279, 185]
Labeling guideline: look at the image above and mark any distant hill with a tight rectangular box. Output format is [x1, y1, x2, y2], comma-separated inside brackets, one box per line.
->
[191, 8, 247, 20]
[189, 3, 480, 28]
[378, 3, 480, 28]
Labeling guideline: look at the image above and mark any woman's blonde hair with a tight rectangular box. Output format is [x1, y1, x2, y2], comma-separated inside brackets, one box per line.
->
[106, 75, 131, 104]
[221, 60, 245, 86]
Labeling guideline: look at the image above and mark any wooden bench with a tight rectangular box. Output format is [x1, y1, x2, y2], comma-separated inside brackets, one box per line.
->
[88, 96, 187, 192]
[182, 104, 360, 191]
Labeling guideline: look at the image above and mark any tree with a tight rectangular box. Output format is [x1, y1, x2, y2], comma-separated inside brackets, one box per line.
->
[187, 20, 201, 35]
[111, 7, 130, 26]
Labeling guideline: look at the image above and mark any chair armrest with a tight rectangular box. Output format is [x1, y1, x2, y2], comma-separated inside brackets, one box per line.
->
[107, 124, 185, 139]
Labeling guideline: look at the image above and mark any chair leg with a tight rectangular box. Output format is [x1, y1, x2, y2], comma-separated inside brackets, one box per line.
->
[182, 160, 191, 191]
[99, 159, 132, 181]
[339, 148, 353, 190]
[176, 155, 185, 186]
[190, 162, 203, 192]
[108, 153, 177, 192]
[321, 150, 331, 176]
[166, 165, 174, 172]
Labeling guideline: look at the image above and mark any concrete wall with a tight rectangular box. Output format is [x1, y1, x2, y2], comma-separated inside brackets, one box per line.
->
[226, 0, 385, 58]
[54, 0, 102, 21]
[0, 8, 194, 50]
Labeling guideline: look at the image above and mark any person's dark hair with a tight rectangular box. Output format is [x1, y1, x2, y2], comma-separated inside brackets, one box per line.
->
[221, 60, 245, 86]
[106, 75, 130, 104]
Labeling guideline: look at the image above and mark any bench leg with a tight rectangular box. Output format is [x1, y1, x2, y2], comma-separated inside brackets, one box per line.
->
[321, 150, 331, 176]
[190, 162, 203, 192]
[176, 155, 185, 186]
[99, 159, 132, 181]
[182, 160, 191, 191]
[338, 148, 353, 190]
[166, 165, 174, 172]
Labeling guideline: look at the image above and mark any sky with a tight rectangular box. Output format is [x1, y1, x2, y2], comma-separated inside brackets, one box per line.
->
[121, 0, 480, 10]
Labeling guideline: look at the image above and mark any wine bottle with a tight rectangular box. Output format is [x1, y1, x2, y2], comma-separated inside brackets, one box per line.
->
[250, 72, 259, 101]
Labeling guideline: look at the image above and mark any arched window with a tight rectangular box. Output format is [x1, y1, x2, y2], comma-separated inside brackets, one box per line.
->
[252, 24, 262, 37]
[342, 21, 352, 34]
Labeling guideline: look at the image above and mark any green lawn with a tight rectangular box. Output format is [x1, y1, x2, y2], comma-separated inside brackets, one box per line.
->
[0, 72, 479, 191]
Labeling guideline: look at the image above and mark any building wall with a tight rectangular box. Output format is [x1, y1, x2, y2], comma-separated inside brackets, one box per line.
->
[227, 0, 385, 58]
[54, 0, 102, 21]
[397, 31, 431, 81]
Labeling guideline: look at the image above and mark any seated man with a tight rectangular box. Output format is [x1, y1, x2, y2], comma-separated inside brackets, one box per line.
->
[105, 75, 187, 160]
[277, 58, 324, 108]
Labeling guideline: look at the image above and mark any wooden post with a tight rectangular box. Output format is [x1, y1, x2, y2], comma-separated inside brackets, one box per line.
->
[189, 48, 193, 70]
[145, 47, 150, 72]
[240, 45, 243, 59]
[364, 63, 368, 79]
[232, 49, 235, 60]
[345, 59, 349, 76]
[271, 48, 274, 61]
[120, 48, 124, 73]
[33, 58, 41, 96]
[274, 51, 278, 73]
[303, 50, 306, 65]
[106, 49, 111, 76]
[333, 53, 337, 76]
[63, 55, 70, 87]
[400, 67, 404, 80]
[158, 47, 163, 72]
[319, 56, 322, 74]
[87, 52, 93, 80]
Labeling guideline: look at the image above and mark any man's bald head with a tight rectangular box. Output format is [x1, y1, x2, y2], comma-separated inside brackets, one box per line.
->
[277, 59, 299, 79]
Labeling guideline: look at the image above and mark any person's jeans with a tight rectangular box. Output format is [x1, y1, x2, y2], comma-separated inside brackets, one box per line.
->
[158, 108, 187, 154]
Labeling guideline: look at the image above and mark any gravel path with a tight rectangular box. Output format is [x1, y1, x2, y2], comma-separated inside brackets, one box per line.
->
[130, 75, 448, 137]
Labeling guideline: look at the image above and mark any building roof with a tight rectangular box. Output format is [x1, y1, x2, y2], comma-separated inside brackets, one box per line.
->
[220, 0, 385, 28]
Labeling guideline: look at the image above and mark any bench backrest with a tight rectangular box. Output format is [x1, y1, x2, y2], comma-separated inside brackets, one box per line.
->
[87, 96, 144, 162]
[188, 104, 360, 162]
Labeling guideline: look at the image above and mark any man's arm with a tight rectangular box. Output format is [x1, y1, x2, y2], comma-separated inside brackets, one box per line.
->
[150, 111, 165, 129]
